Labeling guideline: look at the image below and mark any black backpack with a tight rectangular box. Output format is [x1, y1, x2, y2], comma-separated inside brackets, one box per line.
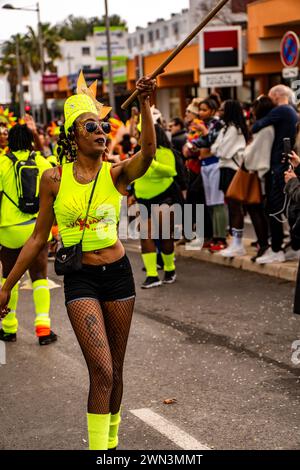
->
[3, 151, 40, 214]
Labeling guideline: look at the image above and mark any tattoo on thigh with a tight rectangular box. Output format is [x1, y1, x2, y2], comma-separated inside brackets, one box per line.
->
[85, 314, 105, 348]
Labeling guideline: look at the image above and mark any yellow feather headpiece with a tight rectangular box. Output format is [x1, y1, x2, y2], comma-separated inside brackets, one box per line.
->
[64, 70, 112, 135]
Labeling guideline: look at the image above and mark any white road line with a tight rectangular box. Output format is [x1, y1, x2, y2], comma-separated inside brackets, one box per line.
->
[130, 408, 211, 450]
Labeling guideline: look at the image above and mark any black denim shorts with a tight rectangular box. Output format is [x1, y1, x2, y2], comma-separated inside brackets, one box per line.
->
[64, 254, 136, 305]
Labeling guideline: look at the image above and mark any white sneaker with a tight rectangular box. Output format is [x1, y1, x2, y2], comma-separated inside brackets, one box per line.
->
[284, 248, 300, 261]
[220, 245, 246, 257]
[255, 248, 285, 264]
[185, 237, 203, 251]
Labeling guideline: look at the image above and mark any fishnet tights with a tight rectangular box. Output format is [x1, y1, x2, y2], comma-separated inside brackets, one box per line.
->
[66, 297, 135, 414]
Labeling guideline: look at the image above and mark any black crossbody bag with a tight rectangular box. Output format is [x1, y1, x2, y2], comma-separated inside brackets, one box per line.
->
[54, 170, 100, 276]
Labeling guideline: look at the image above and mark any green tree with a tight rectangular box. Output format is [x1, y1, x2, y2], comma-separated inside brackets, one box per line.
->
[25, 23, 62, 73]
[0, 34, 29, 104]
[56, 14, 127, 41]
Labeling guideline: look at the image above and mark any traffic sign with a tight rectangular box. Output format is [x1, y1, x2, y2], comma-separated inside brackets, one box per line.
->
[280, 32, 300, 68]
[282, 67, 299, 79]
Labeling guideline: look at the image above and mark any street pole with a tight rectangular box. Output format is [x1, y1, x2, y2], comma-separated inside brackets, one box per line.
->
[16, 35, 25, 117]
[104, 0, 115, 113]
[37, 1, 47, 124]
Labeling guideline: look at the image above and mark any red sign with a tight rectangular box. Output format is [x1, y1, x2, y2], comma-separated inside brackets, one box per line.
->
[280, 32, 300, 68]
[42, 74, 59, 92]
[200, 26, 242, 73]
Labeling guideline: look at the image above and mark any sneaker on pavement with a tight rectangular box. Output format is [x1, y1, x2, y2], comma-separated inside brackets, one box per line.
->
[251, 245, 269, 263]
[163, 271, 177, 284]
[39, 330, 58, 346]
[220, 245, 246, 257]
[0, 329, 17, 342]
[284, 247, 300, 261]
[255, 248, 285, 264]
[141, 277, 162, 289]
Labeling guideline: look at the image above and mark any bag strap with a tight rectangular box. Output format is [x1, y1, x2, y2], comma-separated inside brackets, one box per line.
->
[80, 165, 101, 244]
[231, 155, 241, 169]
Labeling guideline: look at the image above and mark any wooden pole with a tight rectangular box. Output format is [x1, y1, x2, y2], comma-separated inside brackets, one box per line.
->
[121, 0, 230, 110]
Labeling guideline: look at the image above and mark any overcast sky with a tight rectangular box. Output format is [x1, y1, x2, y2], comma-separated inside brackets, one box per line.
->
[0, 0, 190, 40]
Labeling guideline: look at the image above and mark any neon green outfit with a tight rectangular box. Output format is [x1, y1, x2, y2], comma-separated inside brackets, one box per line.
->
[0, 150, 52, 337]
[135, 147, 177, 278]
[54, 161, 122, 252]
[134, 147, 177, 199]
[0, 150, 51, 231]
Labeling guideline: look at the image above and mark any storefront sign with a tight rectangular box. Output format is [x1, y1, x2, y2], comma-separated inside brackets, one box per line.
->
[42, 74, 58, 92]
[200, 26, 242, 73]
[94, 26, 127, 84]
[200, 72, 243, 88]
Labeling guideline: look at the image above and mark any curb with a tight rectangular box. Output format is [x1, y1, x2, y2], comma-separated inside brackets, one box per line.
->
[125, 239, 299, 282]
[175, 240, 298, 282]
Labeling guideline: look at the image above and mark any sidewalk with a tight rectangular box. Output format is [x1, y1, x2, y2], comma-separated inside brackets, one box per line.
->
[175, 238, 298, 282]
[125, 239, 298, 282]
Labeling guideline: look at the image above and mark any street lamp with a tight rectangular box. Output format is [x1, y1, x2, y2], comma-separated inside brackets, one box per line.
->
[104, 0, 116, 113]
[15, 35, 25, 117]
[2, 3, 47, 124]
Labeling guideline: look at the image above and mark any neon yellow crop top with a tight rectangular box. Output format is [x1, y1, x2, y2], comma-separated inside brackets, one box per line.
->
[53, 162, 122, 252]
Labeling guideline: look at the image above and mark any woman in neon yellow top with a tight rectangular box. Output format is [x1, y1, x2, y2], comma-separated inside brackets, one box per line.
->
[135, 124, 181, 289]
[0, 73, 157, 451]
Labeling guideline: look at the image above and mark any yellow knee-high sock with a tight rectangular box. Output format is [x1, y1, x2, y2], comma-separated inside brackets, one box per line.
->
[161, 252, 176, 272]
[1, 278, 19, 334]
[142, 253, 158, 277]
[32, 279, 51, 337]
[108, 410, 121, 449]
[87, 413, 111, 450]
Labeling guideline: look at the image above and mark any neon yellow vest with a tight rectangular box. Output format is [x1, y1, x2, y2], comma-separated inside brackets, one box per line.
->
[53, 162, 122, 252]
[0, 150, 51, 227]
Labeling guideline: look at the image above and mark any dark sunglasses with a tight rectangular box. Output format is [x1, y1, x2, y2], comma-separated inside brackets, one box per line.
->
[83, 121, 111, 134]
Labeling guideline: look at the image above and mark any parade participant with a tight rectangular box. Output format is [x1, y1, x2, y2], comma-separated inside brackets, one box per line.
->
[0, 124, 57, 345]
[0, 124, 8, 157]
[0, 72, 156, 450]
[0, 106, 16, 157]
[135, 124, 179, 288]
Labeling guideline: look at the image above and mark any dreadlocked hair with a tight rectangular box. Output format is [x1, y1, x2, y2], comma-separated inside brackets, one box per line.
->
[57, 124, 77, 164]
[8, 124, 34, 152]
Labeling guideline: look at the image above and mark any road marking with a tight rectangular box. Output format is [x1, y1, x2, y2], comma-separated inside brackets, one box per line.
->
[130, 408, 211, 450]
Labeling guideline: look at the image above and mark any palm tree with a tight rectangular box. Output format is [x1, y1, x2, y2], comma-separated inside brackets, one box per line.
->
[0, 34, 29, 105]
[25, 23, 62, 73]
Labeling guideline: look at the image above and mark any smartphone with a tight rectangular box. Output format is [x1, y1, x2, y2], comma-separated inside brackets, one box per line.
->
[283, 137, 293, 170]
[283, 137, 292, 156]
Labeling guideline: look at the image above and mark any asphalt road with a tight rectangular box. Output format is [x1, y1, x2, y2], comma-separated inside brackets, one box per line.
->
[1, 244, 300, 450]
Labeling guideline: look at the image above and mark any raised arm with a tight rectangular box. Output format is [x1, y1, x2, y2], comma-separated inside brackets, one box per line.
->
[0, 169, 57, 313]
[112, 76, 157, 194]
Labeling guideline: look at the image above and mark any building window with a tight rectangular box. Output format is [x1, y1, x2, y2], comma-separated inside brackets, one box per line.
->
[163, 25, 169, 38]
[148, 31, 154, 43]
[173, 23, 179, 37]
[133, 37, 137, 47]
[127, 38, 132, 51]
[156, 29, 160, 40]
[82, 47, 90, 56]
[140, 34, 144, 45]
